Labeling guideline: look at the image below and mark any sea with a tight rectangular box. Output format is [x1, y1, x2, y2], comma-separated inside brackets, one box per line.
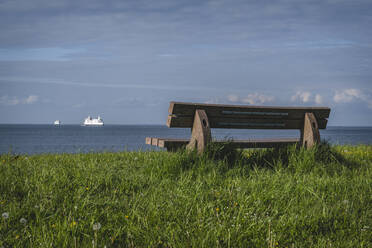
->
[0, 125, 371, 155]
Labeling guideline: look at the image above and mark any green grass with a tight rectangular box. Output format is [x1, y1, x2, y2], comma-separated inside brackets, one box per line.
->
[0, 144, 371, 247]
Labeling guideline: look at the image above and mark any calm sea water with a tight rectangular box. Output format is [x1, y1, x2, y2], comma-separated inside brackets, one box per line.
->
[0, 125, 371, 155]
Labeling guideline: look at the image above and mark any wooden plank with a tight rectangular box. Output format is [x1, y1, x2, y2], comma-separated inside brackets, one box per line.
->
[168, 116, 328, 129]
[145, 137, 152, 145]
[151, 138, 159, 146]
[222, 138, 299, 148]
[169, 102, 331, 119]
[146, 137, 299, 149]
[145, 137, 189, 148]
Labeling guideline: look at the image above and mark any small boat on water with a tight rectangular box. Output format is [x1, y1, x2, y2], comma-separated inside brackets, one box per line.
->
[54, 120, 61, 125]
[83, 116, 104, 126]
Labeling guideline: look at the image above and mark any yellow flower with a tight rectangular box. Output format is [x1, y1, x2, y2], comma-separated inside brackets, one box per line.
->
[70, 221, 77, 227]
[15, 235, 20, 239]
[52, 224, 56, 228]
[216, 207, 220, 212]
[86, 187, 89, 190]
[125, 215, 129, 219]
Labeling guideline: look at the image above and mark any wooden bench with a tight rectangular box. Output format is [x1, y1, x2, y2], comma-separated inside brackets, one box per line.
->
[146, 102, 331, 153]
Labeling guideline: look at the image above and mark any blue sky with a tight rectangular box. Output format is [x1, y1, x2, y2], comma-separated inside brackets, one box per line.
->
[0, 0, 371, 125]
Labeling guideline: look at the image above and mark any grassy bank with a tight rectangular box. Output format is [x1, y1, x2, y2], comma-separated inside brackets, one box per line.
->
[0, 144, 371, 247]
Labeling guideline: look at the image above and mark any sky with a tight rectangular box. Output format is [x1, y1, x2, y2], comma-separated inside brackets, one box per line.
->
[0, 0, 371, 125]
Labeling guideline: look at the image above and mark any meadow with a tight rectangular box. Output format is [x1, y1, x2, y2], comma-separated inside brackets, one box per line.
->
[0, 143, 371, 247]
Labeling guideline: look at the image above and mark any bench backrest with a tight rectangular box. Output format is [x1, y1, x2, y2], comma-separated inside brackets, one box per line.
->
[167, 102, 330, 130]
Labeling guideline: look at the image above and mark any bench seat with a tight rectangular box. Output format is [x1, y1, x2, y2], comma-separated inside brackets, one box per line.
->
[146, 137, 299, 150]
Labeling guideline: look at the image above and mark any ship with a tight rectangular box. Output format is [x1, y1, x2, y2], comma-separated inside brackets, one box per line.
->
[83, 116, 104, 126]
[54, 120, 61, 125]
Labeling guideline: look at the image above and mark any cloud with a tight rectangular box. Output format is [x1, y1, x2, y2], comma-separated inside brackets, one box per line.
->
[24, 95, 38, 104]
[227, 94, 239, 102]
[291, 91, 311, 103]
[333, 88, 361, 103]
[0, 96, 20, 105]
[314, 94, 323, 104]
[227, 93, 274, 105]
[0, 95, 39, 105]
[333, 88, 372, 109]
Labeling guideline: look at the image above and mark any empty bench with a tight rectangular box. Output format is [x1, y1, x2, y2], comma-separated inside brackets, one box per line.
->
[146, 102, 331, 153]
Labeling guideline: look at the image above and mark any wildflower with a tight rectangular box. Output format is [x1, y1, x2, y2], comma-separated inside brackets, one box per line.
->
[70, 221, 77, 227]
[52, 224, 56, 228]
[361, 226, 370, 231]
[134, 157, 138, 161]
[20, 218, 27, 225]
[74, 205, 78, 211]
[125, 215, 129, 219]
[93, 222, 101, 231]
[216, 207, 220, 212]
[2, 212, 9, 219]
[15, 235, 20, 239]
[86, 187, 89, 190]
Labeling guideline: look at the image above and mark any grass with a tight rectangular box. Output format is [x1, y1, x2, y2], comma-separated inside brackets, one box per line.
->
[0, 143, 371, 247]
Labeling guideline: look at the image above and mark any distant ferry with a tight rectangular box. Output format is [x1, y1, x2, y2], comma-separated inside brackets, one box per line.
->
[83, 116, 104, 126]
[54, 120, 61, 125]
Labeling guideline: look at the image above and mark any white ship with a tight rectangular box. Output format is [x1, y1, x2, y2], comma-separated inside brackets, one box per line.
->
[54, 120, 61, 125]
[83, 116, 104, 126]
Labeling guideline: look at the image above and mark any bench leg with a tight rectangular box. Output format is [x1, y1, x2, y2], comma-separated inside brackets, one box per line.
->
[186, 109, 212, 153]
[300, 112, 320, 149]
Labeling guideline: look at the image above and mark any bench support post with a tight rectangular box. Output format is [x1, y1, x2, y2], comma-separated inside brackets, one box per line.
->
[186, 109, 212, 153]
[300, 112, 320, 148]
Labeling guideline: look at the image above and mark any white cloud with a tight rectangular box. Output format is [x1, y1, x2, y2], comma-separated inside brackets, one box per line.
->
[0, 96, 20, 105]
[24, 95, 38, 104]
[0, 95, 39, 106]
[291, 91, 311, 103]
[227, 94, 239, 102]
[314, 94, 323, 104]
[333, 88, 361, 103]
[227, 93, 274, 105]
[333, 88, 372, 109]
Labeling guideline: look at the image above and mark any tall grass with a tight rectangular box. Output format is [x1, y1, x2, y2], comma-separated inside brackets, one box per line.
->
[0, 144, 371, 247]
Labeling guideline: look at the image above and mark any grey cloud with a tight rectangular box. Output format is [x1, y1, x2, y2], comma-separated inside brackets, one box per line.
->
[1, 0, 371, 49]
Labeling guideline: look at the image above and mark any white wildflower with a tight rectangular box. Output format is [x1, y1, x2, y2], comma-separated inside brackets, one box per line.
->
[20, 217, 27, 225]
[2, 212, 9, 219]
[93, 222, 101, 231]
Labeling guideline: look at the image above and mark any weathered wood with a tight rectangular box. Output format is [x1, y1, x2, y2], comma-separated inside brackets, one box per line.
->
[147, 101, 330, 152]
[145, 137, 299, 149]
[186, 109, 212, 153]
[169, 102, 331, 119]
[300, 112, 320, 148]
[168, 116, 328, 129]
[145, 137, 152, 145]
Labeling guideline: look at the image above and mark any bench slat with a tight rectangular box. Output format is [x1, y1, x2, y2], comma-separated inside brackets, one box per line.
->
[146, 137, 299, 149]
[169, 102, 331, 119]
[168, 116, 328, 129]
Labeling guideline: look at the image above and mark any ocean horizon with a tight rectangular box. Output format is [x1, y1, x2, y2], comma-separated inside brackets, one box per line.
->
[1, 124, 371, 155]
